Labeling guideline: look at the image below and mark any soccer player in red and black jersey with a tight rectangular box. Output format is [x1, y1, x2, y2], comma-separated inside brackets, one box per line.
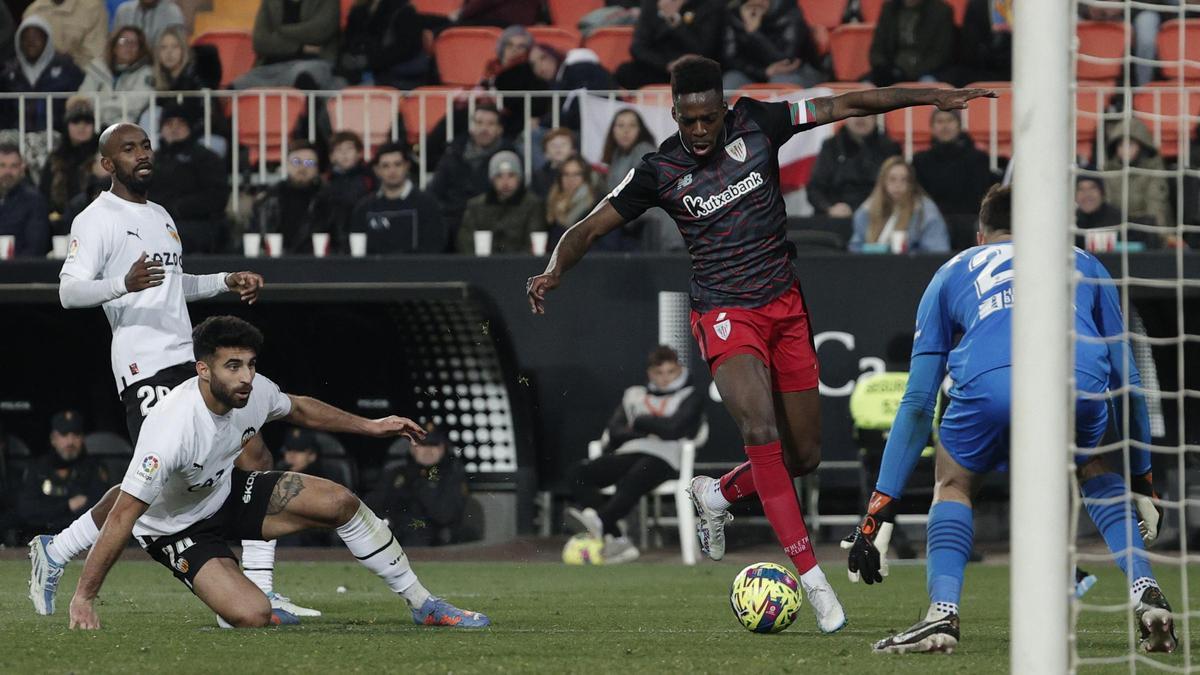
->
[526, 56, 995, 633]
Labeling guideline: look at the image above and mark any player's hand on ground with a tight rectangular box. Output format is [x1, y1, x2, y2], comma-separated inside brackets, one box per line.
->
[68, 594, 101, 630]
[526, 273, 560, 315]
[365, 416, 426, 441]
[840, 491, 897, 584]
[226, 271, 265, 305]
[124, 252, 164, 293]
[933, 88, 998, 111]
[1132, 471, 1162, 544]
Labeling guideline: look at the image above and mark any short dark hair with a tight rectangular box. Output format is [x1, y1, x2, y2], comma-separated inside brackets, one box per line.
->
[670, 55, 723, 99]
[193, 316, 264, 362]
[0, 142, 21, 158]
[648, 345, 680, 368]
[372, 141, 410, 165]
[979, 184, 1012, 234]
[288, 139, 318, 157]
[473, 103, 501, 122]
[329, 130, 364, 154]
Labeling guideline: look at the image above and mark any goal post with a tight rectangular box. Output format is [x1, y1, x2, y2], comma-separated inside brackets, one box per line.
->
[1011, 0, 1075, 672]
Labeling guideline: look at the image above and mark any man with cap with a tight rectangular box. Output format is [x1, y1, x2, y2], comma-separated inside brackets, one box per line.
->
[368, 426, 470, 547]
[149, 104, 229, 254]
[456, 148, 546, 254]
[41, 96, 98, 224]
[0, 15, 84, 131]
[17, 411, 108, 536]
[348, 142, 444, 254]
[274, 427, 334, 547]
[428, 103, 515, 246]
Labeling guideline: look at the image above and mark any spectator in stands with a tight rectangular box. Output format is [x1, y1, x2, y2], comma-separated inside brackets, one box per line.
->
[17, 411, 108, 536]
[150, 104, 229, 253]
[530, 127, 576, 197]
[40, 97, 97, 221]
[274, 427, 335, 546]
[1075, 174, 1122, 244]
[616, 0, 725, 90]
[486, 25, 533, 80]
[350, 142, 444, 253]
[111, 0, 185, 47]
[563, 345, 703, 564]
[483, 27, 555, 138]
[251, 140, 334, 254]
[22, 0, 107, 71]
[457, 150, 545, 254]
[580, 0, 642, 36]
[339, 0, 430, 89]
[429, 104, 512, 239]
[912, 109, 996, 217]
[850, 155, 950, 253]
[0, 16, 85, 132]
[58, 154, 108, 234]
[368, 426, 470, 547]
[598, 108, 679, 250]
[721, 0, 823, 91]
[235, 0, 341, 90]
[323, 130, 377, 243]
[551, 46, 615, 131]
[546, 155, 600, 247]
[945, 0, 1012, 86]
[450, 0, 541, 28]
[807, 115, 900, 217]
[868, 0, 955, 86]
[151, 25, 216, 133]
[1102, 119, 1176, 246]
[77, 25, 155, 128]
[0, 143, 50, 257]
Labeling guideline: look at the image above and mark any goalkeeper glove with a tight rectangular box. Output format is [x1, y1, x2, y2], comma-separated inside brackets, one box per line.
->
[1131, 471, 1161, 545]
[839, 490, 896, 585]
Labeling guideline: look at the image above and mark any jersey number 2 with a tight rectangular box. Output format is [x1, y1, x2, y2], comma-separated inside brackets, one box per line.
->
[137, 385, 173, 417]
[969, 246, 1014, 298]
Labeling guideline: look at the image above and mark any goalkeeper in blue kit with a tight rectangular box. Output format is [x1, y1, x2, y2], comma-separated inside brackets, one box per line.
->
[845, 186, 1175, 654]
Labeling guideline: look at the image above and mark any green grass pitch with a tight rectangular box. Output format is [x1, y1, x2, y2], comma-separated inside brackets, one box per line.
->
[0, 557, 1192, 673]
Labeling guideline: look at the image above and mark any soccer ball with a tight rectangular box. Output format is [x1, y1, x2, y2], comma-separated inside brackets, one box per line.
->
[730, 562, 802, 633]
[561, 534, 604, 565]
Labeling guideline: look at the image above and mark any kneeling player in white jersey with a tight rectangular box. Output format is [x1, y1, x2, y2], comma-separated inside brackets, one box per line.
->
[67, 315, 489, 629]
[29, 122, 316, 619]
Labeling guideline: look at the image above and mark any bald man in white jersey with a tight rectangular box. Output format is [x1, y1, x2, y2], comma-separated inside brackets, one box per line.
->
[28, 123, 318, 620]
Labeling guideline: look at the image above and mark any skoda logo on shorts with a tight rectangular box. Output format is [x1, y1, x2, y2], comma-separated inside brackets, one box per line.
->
[242, 471, 259, 504]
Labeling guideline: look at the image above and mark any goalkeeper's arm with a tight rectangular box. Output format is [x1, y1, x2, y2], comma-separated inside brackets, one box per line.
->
[1107, 339, 1160, 543]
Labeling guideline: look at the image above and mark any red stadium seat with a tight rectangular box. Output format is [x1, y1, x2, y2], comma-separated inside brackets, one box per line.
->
[798, 0, 847, 30]
[327, 87, 402, 158]
[829, 24, 874, 82]
[412, 0, 461, 17]
[963, 81, 1012, 157]
[945, 0, 969, 26]
[434, 27, 501, 86]
[584, 26, 635, 74]
[548, 0, 603, 29]
[1157, 19, 1200, 81]
[810, 23, 830, 57]
[192, 30, 254, 89]
[340, 0, 353, 28]
[1132, 83, 1200, 158]
[399, 86, 462, 145]
[882, 81, 952, 154]
[234, 88, 306, 166]
[1075, 86, 1115, 162]
[528, 26, 582, 55]
[1076, 21, 1128, 84]
[860, 0, 884, 23]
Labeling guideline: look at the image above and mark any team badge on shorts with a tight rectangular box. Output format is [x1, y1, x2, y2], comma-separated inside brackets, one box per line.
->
[725, 137, 747, 163]
[175, 556, 189, 574]
[714, 312, 732, 341]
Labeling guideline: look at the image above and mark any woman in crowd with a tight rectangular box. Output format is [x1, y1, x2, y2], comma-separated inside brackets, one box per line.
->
[77, 26, 156, 128]
[40, 97, 97, 222]
[530, 127, 577, 197]
[545, 155, 599, 248]
[600, 108, 681, 251]
[850, 156, 950, 253]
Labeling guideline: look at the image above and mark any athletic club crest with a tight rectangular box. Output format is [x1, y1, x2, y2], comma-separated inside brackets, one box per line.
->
[714, 312, 731, 341]
[725, 137, 746, 163]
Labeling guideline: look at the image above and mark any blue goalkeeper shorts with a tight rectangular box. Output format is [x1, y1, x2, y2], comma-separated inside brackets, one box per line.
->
[938, 367, 1109, 474]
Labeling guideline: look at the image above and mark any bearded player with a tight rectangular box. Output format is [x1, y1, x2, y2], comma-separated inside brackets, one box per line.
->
[526, 55, 995, 632]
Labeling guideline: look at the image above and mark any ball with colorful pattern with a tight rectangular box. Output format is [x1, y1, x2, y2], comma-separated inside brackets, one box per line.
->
[730, 562, 802, 633]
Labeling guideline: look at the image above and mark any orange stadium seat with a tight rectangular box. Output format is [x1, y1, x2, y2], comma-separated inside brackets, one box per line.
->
[340, 0, 353, 28]
[798, 0, 847, 30]
[1157, 19, 1200, 81]
[1076, 21, 1128, 84]
[964, 82, 1012, 157]
[1132, 83, 1200, 158]
[234, 88, 306, 166]
[399, 86, 462, 145]
[860, 0, 884, 23]
[830, 24, 874, 82]
[435, 27, 501, 86]
[810, 23, 830, 56]
[1075, 86, 1114, 162]
[327, 87, 403, 157]
[584, 26, 635, 74]
[548, 0, 604, 29]
[883, 81, 952, 154]
[412, 0, 461, 17]
[528, 26, 582, 55]
[192, 30, 255, 89]
[946, 0, 969, 26]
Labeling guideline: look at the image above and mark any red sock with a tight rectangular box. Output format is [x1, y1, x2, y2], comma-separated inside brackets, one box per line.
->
[745, 441, 818, 574]
[719, 461, 756, 503]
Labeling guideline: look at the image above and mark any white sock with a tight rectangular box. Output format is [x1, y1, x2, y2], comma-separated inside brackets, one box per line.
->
[799, 565, 830, 590]
[336, 501, 430, 609]
[241, 540, 276, 595]
[703, 478, 732, 511]
[46, 509, 101, 565]
[1131, 576, 1160, 602]
[926, 601, 959, 621]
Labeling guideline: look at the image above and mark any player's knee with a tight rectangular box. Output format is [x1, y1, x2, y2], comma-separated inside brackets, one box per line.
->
[332, 486, 361, 524]
[227, 602, 272, 628]
[739, 423, 779, 447]
[787, 452, 820, 477]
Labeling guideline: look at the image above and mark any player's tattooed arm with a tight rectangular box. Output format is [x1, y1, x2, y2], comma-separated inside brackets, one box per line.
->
[527, 201, 627, 314]
[807, 87, 998, 126]
[267, 472, 305, 515]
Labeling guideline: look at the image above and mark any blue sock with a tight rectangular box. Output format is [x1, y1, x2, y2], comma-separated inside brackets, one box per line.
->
[1081, 473, 1155, 583]
[927, 501, 974, 607]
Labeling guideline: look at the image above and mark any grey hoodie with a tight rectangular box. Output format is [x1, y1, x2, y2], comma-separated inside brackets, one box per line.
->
[15, 15, 56, 87]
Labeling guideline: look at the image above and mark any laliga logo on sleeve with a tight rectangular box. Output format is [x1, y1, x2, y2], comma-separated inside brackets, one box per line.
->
[725, 137, 746, 163]
[135, 454, 161, 483]
[714, 312, 731, 341]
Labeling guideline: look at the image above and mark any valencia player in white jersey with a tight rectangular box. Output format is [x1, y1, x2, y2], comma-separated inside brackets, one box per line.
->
[28, 123, 316, 620]
[67, 316, 488, 629]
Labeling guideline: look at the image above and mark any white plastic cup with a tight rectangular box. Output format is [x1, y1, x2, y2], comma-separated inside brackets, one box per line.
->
[473, 230, 493, 256]
[265, 233, 284, 258]
[312, 232, 330, 258]
[349, 232, 368, 258]
[242, 233, 262, 258]
[1085, 229, 1117, 253]
[51, 235, 69, 259]
[530, 231, 549, 256]
[888, 231, 909, 254]
[0, 235, 14, 260]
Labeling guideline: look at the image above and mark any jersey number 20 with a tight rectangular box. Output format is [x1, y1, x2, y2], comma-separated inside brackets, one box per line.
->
[969, 246, 1014, 298]
[137, 385, 173, 417]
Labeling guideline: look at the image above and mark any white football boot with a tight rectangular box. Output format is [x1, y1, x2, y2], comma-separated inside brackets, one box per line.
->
[800, 567, 847, 634]
[268, 591, 322, 617]
[28, 535, 66, 616]
[687, 476, 733, 561]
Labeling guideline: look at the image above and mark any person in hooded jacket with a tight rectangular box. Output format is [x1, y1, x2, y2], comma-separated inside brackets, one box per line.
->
[912, 109, 996, 217]
[1102, 117, 1177, 247]
[0, 16, 84, 132]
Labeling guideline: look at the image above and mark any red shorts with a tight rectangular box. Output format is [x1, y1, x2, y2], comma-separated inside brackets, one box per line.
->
[690, 284, 819, 392]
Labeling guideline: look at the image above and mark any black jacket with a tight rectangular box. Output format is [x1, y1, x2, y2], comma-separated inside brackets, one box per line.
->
[427, 137, 514, 233]
[339, 0, 424, 85]
[18, 452, 109, 532]
[630, 0, 724, 72]
[0, 52, 83, 131]
[349, 184, 445, 254]
[369, 452, 469, 546]
[807, 128, 900, 213]
[150, 137, 231, 253]
[869, 0, 955, 80]
[251, 180, 334, 254]
[40, 135, 98, 217]
[913, 132, 997, 217]
[722, 0, 819, 82]
[324, 163, 377, 246]
[0, 181, 50, 257]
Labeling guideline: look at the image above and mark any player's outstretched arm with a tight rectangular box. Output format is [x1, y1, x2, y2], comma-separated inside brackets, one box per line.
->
[283, 394, 425, 441]
[68, 490, 149, 629]
[180, 271, 265, 304]
[526, 200, 627, 315]
[807, 87, 998, 126]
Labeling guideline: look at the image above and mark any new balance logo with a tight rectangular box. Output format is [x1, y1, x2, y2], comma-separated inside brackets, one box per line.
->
[682, 172, 765, 218]
[675, 173, 693, 190]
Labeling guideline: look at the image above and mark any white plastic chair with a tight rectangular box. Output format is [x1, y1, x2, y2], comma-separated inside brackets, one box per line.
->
[586, 420, 707, 565]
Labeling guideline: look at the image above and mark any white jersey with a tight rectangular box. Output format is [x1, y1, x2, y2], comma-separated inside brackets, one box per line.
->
[120, 373, 293, 539]
[59, 191, 193, 392]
